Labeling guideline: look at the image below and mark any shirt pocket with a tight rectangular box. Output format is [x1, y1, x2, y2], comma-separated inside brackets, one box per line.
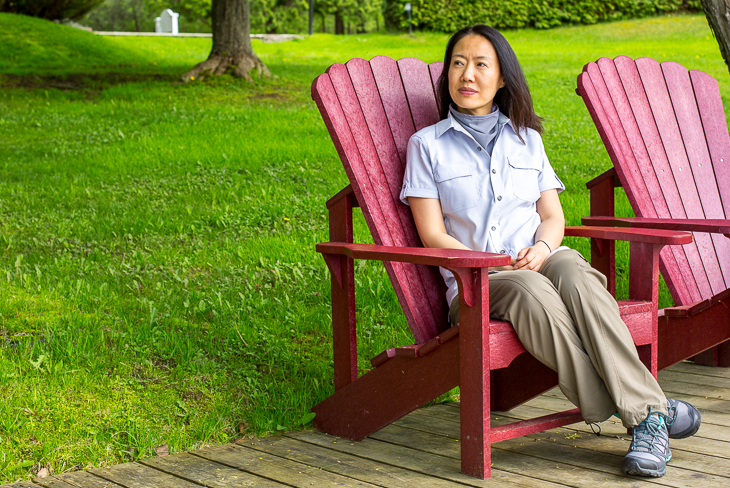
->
[433, 163, 481, 213]
[508, 157, 541, 202]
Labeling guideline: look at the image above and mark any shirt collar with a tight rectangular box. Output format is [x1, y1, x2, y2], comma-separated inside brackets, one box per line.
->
[435, 109, 514, 139]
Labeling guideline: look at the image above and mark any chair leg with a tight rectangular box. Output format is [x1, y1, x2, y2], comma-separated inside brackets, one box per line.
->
[689, 347, 719, 367]
[718, 341, 730, 367]
[690, 341, 730, 367]
[456, 267, 492, 479]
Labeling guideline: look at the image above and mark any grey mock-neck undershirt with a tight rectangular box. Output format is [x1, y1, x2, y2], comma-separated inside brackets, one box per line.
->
[449, 104, 501, 156]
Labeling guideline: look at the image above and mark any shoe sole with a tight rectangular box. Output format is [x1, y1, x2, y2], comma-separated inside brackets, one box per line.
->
[621, 461, 666, 478]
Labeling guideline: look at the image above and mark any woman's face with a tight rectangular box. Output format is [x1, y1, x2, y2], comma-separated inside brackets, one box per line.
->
[448, 34, 505, 116]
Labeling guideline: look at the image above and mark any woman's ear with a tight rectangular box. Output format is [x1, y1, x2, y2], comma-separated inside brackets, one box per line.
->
[499, 76, 506, 89]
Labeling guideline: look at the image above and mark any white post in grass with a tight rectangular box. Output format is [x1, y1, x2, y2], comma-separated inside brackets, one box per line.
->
[159, 9, 180, 35]
[404, 3, 412, 35]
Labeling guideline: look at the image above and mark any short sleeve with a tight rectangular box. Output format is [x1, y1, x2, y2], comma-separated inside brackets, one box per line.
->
[536, 138, 565, 194]
[400, 134, 440, 205]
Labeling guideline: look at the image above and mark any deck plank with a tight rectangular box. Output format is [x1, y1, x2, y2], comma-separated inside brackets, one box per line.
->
[4, 362, 727, 488]
[286, 431, 561, 488]
[193, 443, 380, 488]
[379, 412, 730, 487]
[140, 452, 287, 487]
[521, 391, 730, 442]
[524, 387, 730, 428]
[370, 423, 664, 487]
[35, 472, 123, 488]
[30, 480, 79, 488]
[659, 368, 730, 389]
[666, 363, 730, 379]
[538, 384, 730, 419]
[501, 404, 730, 478]
[241, 435, 472, 488]
[418, 394, 730, 481]
[659, 378, 730, 401]
[90, 462, 203, 488]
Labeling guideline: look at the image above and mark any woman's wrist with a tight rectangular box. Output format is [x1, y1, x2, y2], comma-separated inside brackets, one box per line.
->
[535, 239, 551, 253]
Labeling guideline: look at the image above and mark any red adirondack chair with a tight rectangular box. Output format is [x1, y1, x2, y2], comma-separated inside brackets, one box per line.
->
[577, 56, 730, 369]
[311, 56, 691, 479]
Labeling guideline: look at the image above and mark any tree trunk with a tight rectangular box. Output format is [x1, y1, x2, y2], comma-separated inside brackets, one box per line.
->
[701, 0, 730, 74]
[181, 0, 269, 82]
[335, 10, 344, 35]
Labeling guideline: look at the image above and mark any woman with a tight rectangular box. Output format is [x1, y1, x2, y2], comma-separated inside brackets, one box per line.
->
[399, 24, 700, 478]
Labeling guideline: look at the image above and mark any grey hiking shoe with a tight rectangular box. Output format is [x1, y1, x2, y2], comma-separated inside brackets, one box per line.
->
[666, 398, 701, 439]
[621, 413, 671, 478]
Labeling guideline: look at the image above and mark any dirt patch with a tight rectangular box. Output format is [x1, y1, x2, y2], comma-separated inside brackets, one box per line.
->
[0, 72, 177, 92]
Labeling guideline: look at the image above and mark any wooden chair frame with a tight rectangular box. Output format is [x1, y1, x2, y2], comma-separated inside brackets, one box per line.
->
[311, 56, 692, 479]
[576, 56, 730, 369]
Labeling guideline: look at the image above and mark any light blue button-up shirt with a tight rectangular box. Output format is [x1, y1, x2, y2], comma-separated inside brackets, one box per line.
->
[400, 110, 565, 306]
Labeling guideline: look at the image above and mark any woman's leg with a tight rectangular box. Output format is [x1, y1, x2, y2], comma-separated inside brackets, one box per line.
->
[539, 249, 667, 427]
[451, 268, 618, 424]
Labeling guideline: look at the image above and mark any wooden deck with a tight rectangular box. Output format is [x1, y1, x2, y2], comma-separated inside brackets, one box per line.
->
[4, 362, 730, 488]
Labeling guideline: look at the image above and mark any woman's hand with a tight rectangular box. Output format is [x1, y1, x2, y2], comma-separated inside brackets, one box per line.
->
[512, 188, 564, 272]
[512, 242, 551, 271]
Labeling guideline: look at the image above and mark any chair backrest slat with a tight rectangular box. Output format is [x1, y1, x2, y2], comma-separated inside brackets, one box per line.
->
[429, 62, 443, 107]
[578, 56, 730, 305]
[610, 56, 699, 304]
[692, 70, 730, 284]
[397, 58, 441, 131]
[637, 58, 726, 297]
[370, 56, 416, 166]
[313, 57, 453, 344]
[693, 71, 730, 216]
[326, 62, 437, 341]
[663, 62, 730, 291]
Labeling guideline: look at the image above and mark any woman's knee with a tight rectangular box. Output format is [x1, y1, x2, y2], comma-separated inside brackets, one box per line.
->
[542, 249, 607, 292]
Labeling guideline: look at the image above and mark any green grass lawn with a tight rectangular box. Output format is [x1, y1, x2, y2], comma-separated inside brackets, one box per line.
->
[0, 11, 726, 483]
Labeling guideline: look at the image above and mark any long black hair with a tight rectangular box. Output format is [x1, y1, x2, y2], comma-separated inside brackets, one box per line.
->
[437, 24, 543, 137]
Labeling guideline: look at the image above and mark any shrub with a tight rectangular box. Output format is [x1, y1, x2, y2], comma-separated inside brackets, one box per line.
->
[382, 0, 702, 32]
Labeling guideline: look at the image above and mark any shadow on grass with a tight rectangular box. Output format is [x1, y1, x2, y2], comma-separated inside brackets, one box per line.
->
[0, 72, 179, 91]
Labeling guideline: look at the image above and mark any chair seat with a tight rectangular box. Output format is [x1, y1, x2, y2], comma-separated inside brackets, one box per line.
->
[372, 299, 654, 372]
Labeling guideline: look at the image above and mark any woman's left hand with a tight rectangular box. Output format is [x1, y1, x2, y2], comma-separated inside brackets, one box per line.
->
[512, 244, 551, 271]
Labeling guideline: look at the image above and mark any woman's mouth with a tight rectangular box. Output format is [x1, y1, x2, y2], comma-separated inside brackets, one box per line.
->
[459, 88, 477, 95]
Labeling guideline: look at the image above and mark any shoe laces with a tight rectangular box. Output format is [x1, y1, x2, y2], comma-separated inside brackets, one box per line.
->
[666, 399, 677, 426]
[631, 414, 668, 455]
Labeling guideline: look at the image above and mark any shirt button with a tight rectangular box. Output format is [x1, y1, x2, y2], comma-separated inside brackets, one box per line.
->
[477, 146, 482, 151]
[497, 196, 502, 201]
[492, 169, 496, 174]
[491, 226, 496, 231]
[500, 249, 506, 254]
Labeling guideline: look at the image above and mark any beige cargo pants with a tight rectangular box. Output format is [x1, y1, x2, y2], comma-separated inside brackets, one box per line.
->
[449, 249, 667, 428]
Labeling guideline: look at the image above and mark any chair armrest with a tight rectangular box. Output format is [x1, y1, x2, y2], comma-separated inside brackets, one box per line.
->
[581, 216, 730, 236]
[565, 226, 693, 245]
[585, 167, 620, 190]
[316, 242, 511, 268]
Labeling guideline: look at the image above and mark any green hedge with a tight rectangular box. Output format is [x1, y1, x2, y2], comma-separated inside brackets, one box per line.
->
[383, 0, 702, 32]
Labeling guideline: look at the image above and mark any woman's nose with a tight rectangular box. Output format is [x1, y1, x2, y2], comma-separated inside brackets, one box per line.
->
[461, 64, 475, 82]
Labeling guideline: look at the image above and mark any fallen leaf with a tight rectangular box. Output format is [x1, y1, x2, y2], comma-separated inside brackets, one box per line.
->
[37, 467, 49, 479]
[155, 444, 169, 457]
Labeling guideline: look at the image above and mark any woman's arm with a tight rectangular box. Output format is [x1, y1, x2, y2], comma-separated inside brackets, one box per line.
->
[409, 197, 471, 250]
[409, 197, 517, 271]
[513, 189, 565, 271]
